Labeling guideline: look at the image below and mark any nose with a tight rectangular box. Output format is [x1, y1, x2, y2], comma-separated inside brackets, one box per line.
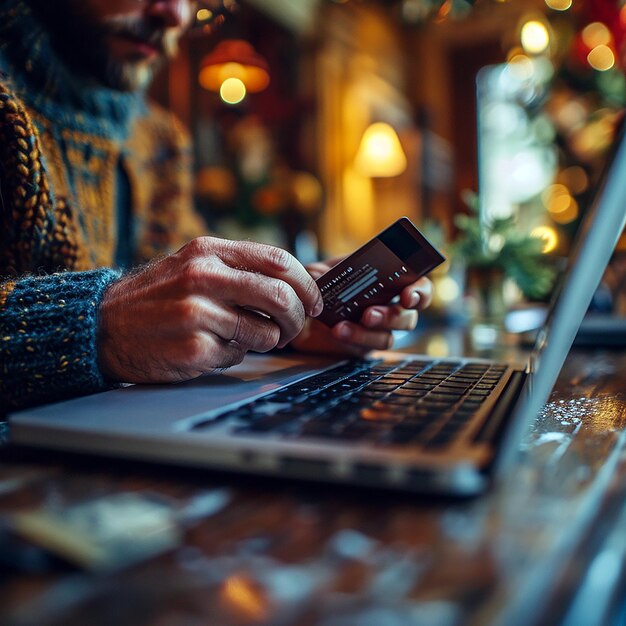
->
[145, 0, 193, 29]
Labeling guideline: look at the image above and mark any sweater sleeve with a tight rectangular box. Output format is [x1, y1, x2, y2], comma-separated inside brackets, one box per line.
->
[0, 268, 120, 413]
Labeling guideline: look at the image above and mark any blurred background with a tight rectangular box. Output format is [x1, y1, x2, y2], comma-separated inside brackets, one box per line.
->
[150, 0, 626, 342]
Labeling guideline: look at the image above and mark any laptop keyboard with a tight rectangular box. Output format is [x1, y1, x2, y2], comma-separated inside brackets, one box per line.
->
[191, 359, 509, 449]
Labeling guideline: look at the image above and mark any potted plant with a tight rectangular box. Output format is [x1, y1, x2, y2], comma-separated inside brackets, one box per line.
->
[453, 192, 557, 334]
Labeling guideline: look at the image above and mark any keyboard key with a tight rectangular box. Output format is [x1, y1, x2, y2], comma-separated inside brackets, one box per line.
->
[423, 393, 460, 403]
[366, 382, 401, 391]
[401, 382, 435, 391]
[392, 388, 428, 397]
[359, 407, 401, 422]
[468, 389, 490, 397]
[339, 422, 387, 440]
[383, 396, 419, 406]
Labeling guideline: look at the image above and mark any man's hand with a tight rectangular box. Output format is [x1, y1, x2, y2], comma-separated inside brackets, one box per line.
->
[291, 258, 434, 356]
[98, 237, 323, 383]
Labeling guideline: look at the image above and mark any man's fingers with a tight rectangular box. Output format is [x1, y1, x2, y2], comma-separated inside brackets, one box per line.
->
[201, 266, 307, 348]
[186, 238, 323, 317]
[305, 256, 345, 280]
[208, 306, 281, 353]
[332, 322, 394, 351]
[362, 305, 418, 331]
[185, 334, 247, 372]
[399, 277, 433, 311]
[167, 255, 307, 347]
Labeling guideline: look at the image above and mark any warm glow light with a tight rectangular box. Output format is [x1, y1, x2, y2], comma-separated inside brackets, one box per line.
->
[587, 45, 615, 71]
[541, 183, 569, 211]
[196, 8, 212, 21]
[531, 226, 558, 253]
[554, 99, 587, 130]
[220, 576, 268, 621]
[199, 40, 270, 93]
[436, 276, 461, 304]
[582, 22, 612, 49]
[571, 114, 615, 157]
[559, 166, 589, 195]
[354, 122, 407, 178]
[545, 0, 572, 10]
[291, 172, 323, 214]
[551, 197, 579, 224]
[542, 184, 579, 223]
[220, 78, 247, 104]
[426, 335, 450, 358]
[521, 21, 550, 54]
[548, 193, 573, 214]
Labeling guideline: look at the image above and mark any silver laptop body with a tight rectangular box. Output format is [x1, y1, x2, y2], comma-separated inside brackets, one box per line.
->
[9, 131, 626, 497]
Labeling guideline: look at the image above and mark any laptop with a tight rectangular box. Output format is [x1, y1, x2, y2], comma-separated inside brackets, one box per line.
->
[8, 131, 626, 497]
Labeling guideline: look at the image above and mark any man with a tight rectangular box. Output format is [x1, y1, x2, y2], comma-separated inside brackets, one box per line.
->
[0, 0, 432, 413]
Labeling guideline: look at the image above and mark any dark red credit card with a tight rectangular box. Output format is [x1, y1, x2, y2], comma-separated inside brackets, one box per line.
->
[315, 217, 445, 327]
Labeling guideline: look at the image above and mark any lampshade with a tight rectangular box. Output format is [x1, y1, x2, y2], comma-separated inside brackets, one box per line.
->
[199, 39, 270, 93]
[354, 122, 407, 178]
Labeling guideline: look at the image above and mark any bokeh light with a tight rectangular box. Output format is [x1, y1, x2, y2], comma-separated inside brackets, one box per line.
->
[582, 22, 612, 49]
[587, 45, 615, 71]
[521, 20, 550, 55]
[220, 77, 247, 104]
[196, 8, 213, 21]
[559, 166, 589, 195]
[436, 276, 461, 304]
[531, 225, 559, 253]
[545, 0, 572, 10]
[551, 197, 579, 224]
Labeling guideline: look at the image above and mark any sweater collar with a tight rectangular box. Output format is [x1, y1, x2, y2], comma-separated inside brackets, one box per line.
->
[0, 0, 144, 140]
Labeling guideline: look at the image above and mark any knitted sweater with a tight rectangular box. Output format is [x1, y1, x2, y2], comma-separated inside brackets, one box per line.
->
[0, 1, 205, 412]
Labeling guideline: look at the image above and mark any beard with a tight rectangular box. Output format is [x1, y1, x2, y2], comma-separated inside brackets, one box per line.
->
[28, 0, 180, 92]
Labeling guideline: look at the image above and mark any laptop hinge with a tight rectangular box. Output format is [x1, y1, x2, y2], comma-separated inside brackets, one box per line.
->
[473, 370, 527, 448]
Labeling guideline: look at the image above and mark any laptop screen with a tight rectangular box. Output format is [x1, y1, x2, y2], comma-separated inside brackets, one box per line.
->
[497, 125, 626, 471]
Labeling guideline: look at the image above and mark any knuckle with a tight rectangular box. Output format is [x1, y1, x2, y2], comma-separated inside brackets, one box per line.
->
[180, 236, 208, 257]
[179, 237, 224, 267]
[234, 315, 280, 352]
[178, 258, 207, 292]
[272, 280, 298, 313]
[265, 245, 292, 272]
[171, 298, 201, 329]
[231, 239, 264, 266]
[257, 323, 281, 352]
[230, 310, 244, 343]
[273, 280, 289, 311]
[304, 275, 321, 301]
[238, 269, 261, 292]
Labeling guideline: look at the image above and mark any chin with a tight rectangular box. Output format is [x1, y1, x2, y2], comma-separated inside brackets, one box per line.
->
[104, 59, 159, 92]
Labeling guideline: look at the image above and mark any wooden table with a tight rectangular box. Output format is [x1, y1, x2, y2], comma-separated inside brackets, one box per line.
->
[1, 328, 626, 626]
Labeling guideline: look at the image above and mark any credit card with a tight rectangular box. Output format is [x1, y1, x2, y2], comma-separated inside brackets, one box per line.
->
[315, 217, 445, 327]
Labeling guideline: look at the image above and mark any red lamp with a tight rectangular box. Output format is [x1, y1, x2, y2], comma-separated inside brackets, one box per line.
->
[199, 39, 270, 93]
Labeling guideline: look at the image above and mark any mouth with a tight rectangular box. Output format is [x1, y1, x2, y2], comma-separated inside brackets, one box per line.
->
[109, 32, 164, 60]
